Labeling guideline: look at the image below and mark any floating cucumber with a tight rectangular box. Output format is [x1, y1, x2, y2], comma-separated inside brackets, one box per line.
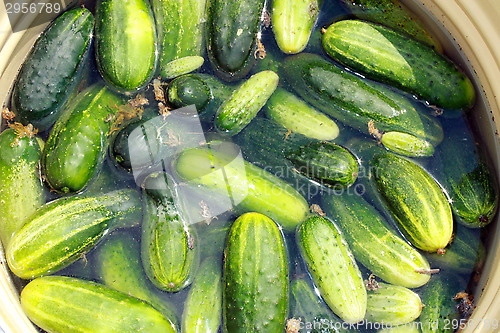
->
[162, 56, 205, 80]
[381, 131, 435, 157]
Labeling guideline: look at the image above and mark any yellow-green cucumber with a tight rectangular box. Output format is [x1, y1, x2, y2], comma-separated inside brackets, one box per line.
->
[365, 282, 423, 326]
[182, 257, 222, 333]
[141, 172, 200, 292]
[322, 192, 431, 288]
[223, 212, 288, 332]
[151, 0, 206, 77]
[378, 325, 421, 333]
[380, 131, 435, 157]
[322, 20, 475, 110]
[42, 84, 123, 194]
[162, 56, 205, 80]
[271, 0, 323, 54]
[6, 188, 142, 279]
[21, 276, 176, 333]
[93, 230, 178, 330]
[173, 141, 309, 230]
[11, 7, 94, 131]
[373, 153, 453, 252]
[296, 215, 367, 323]
[95, 0, 157, 91]
[215, 70, 279, 135]
[0, 127, 44, 247]
[265, 88, 339, 141]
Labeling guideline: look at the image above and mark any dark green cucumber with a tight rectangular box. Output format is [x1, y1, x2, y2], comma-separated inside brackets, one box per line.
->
[265, 88, 339, 141]
[182, 257, 222, 333]
[373, 153, 453, 252]
[365, 283, 423, 326]
[21, 276, 176, 333]
[11, 7, 93, 131]
[282, 53, 443, 145]
[173, 141, 309, 230]
[296, 215, 366, 323]
[6, 188, 142, 279]
[206, 0, 265, 81]
[162, 56, 205, 79]
[95, 0, 157, 91]
[194, 217, 233, 258]
[322, 20, 475, 110]
[381, 131, 435, 157]
[151, 0, 206, 77]
[215, 70, 279, 135]
[141, 172, 200, 292]
[93, 230, 178, 330]
[223, 212, 288, 332]
[286, 141, 359, 188]
[271, 0, 323, 54]
[42, 84, 123, 194]
[337, 0, 442, 51]
[322, 192, 431, 288]
[0, 128, 44, 247]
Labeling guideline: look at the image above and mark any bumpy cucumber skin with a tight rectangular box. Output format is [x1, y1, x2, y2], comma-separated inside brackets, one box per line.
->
[282, 53, 443, 146]
[265, 88, 339, 141]
[142, 173, 200, 292]
[0, 129, 44, 247]
[182, 257, 222, 333]
[215, 70, 279, 136]
[11, 8, 93, 131]
[95, 0, 157, 91]
[286, 141, 359, 188]
[322, 192, 431, 288]
[162, 56, 205, 80]
[322, 20, 475, 110]
[7, 189, 142, 279]
[297, 216, 367, 323]
[206, 0, 265, 81]
[271, 0, 322, 54]
[173, 144, 309, 230]
[42, 84, 123, 194]
[151, 0, 206, 77]
[21, 276, 176, 333]
[223, 212, 288, 332]
[93, 231, 179, 330]
[381, 131, 434, 157]
[373, 154, 453, 252]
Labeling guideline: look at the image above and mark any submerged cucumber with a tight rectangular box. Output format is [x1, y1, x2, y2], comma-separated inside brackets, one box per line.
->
[162, 56, 205, 80]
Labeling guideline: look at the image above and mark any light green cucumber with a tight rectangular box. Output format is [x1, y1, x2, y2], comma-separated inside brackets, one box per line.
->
[215, 70, 279, 135]
[182, 257, 222, 333]
[6, 188, 142, 279]
[296, 215, 367, 323]
[0, 128, 44, 247]
[162, 56, 205, 80]
[365, 283, 423, 326]
[223, 212, 288, 332]
[381, 131, 435, 157]
[265, 88, 339, 141]
[173, 141, 309, 230]
[21, 276, 176, 332]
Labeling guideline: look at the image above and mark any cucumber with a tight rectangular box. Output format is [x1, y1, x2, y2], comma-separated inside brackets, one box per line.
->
[215, 70, 279, 135]
[365, 283, 423, 326]
[296, 215, 367, 323]
[182, 257, 222, 333]
[194, 218, 233, 258]
[95, 0, 157, 91]
[265, 88, 339, 141]
[322, 192, 431, 288]
[372, 153, 453, 252]
[206, 0, 265, 81]
[285, 141, 359, 188]
[378, 325, 421, 333]
[322, 20, 475, 110]
[271, 0, 323, 54]
[381, 131, 435, 157]
[21, 276, 176, 333]
[141, 172, 200, 292]
[93, 230, 178, 330]
[6, 188, 142, 279]
[162, 56, 205, 80]
[151, 0, 206, 77]
[0, 127, 44, 247]
[11, 7, 93, 131]
[42, 84, 124, 194]
[223, 212, 288, 332]
[173, 141, 309, 230]
[337, 0, 442, 51]
[282, 53, 443, 145]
